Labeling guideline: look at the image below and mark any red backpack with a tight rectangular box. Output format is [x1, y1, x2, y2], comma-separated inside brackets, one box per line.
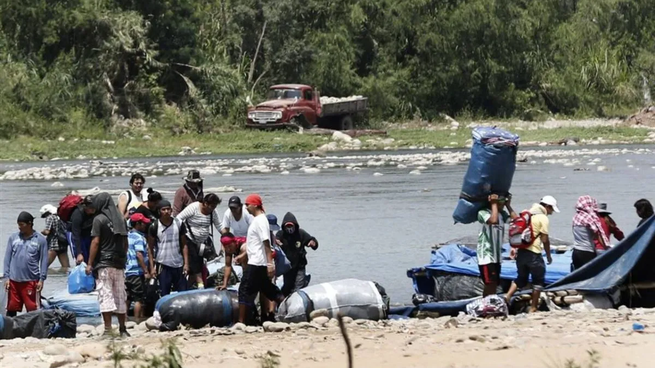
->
[508, 210, 535, 249]
[58, 194, 83, 222]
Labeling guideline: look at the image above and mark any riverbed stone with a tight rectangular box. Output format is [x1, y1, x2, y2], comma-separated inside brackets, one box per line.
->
[43, 344, 67, 356]
[312, 316, 329, 326]
[265, 322, 290, 333]
[310, 309, 330, 320]
[77, 324, 95, 334]
[74, 342, 107, 359]
[125, 321, 137, 329]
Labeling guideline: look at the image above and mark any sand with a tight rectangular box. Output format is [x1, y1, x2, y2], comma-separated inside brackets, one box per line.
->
[1, 306, 654, 368]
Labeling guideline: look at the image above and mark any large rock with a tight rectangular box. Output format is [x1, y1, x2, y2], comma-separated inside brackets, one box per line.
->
[73, 342, 107, 359]
[43, 344, 67, 356]
[309, 309, 330, 320]
[312, 316, 329, 326]
[264, 322, 289, 333]
[77, 324, 95, 334]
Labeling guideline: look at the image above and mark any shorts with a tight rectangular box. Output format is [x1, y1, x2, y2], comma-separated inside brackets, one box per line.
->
[514, 249, 546, 291]
[48, 241, 68, 254]
[186, 240, 205, 275]
[125, 275, 146, 304]
[478, 263, 501, 285]
[571, 249, 596, 271]
[238, 265, 282, 306]
[7, 280, 39, 312]
[96, 267, 127, 314]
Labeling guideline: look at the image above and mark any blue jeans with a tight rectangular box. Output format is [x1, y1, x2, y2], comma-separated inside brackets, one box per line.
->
[158, 264, 188, 296]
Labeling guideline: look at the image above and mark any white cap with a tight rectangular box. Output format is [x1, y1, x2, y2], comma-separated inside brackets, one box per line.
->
[540, 195, 560, 213]
[39, 204, 57, 216]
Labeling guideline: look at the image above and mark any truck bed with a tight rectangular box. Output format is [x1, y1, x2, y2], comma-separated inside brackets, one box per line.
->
[320, 96, 368, 117]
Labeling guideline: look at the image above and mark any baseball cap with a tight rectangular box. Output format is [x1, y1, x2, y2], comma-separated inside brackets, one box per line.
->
[228, 196, 242, 209]
[267, 214, 281, 231]
[129, 213, 151, 224]
[540, 195, 560, 213]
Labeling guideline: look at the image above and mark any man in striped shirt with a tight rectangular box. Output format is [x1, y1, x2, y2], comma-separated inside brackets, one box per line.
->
[126, 213, 151, 319]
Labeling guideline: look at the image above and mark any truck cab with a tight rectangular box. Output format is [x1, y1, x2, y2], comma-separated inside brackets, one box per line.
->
[247, 84, 322, 128]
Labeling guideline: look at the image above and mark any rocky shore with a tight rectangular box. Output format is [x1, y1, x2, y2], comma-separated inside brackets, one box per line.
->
[2, 306, 655, 367]
[0, 145, 652, 181]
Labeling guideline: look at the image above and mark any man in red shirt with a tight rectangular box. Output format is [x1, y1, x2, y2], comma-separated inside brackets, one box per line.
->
[595, 203, 624, 254]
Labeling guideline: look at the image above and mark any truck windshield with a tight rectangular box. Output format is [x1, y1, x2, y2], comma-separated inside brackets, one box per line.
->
[267, 89, 302, 100]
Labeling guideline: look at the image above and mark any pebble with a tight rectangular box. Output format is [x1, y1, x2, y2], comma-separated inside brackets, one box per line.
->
[125, 321, 137, 329]
[43, 344, 67, 356]
[73, 342, 107, 359]
[310, 309, 330, 320]
[342, 316, 354, 324]
[312, 316, 330, 327]
[444, 318, 459, 328]
[76, 324, 94, 334]
[245, 326, 260, 333]
[327, 318, 340, 327]
[231, 322, 247, 332]
[265, 322, 290, 333]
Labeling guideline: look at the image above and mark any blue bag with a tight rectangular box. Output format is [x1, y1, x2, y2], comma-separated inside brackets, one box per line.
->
[273, 245, 292, 277]
[67, 263, 96, 294]
[452, 127, 519, 224]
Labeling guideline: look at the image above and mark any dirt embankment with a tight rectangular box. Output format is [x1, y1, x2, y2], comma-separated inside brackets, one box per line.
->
[2, 306, 655, 368]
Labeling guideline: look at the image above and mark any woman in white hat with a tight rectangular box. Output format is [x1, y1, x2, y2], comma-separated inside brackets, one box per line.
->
[40, 204, 71, 268]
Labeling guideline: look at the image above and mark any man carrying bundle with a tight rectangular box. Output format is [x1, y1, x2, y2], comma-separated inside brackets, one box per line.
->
[477, 194, 516, 297]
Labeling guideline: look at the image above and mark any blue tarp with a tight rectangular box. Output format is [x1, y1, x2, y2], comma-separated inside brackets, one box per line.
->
[547, 216, 655, 292]
[452, 126, 519, 224]
[42, 289, 100, 317]
[407, 243, 572, 296]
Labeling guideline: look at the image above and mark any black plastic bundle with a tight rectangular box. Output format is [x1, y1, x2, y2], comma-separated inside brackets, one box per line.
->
[155, 289, 239, 331]
[1, 309, 76, 339]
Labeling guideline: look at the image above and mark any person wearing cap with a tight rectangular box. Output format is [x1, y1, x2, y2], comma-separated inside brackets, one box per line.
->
[221, 196, 253, 238]
[276, 212, 319, 296]
[125, 213, 151, 320]
[148, 200, 189, 296]
[595, 203, 624, 254]
[85, 193, 130, 337]
[239, 194, 284, 324]
[3, 212, 49, 316]
[173, 170, 204, 217]
[571, 196, 609, 270]
[40, 204, 71, 268]
[117, 173, 146, 219]
[505, 195, 559, 313]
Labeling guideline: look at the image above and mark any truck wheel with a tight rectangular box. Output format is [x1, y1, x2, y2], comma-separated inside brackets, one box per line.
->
[339, 116, 353, 131]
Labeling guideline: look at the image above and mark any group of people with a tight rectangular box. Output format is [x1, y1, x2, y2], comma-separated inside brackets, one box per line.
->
[3, 170, 319, 334]
[476, 194, 653, 313]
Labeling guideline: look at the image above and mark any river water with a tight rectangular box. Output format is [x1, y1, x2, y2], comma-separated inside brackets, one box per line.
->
[0, 145, 653, 304]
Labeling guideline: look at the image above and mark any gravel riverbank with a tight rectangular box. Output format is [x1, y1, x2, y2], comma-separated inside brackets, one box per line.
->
[2, 306, 655, 368]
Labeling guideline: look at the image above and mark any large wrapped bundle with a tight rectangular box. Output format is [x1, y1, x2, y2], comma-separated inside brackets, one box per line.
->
[277, 279, 389, 323]
[0, 309, 76, 339]
[154, 289, 238, 331]
[452, 127, 519, 224]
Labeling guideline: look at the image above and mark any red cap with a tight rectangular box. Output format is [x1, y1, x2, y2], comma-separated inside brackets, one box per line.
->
[245, 194, 264, 211]
[129, 213, 151, 224]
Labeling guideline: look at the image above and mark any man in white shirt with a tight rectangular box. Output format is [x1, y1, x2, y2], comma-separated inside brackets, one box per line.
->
[221, 196, 253, 238]
[238, 194, 284, 325]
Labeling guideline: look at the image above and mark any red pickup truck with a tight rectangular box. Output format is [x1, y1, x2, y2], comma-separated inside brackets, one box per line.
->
[246, 84, 368, 130]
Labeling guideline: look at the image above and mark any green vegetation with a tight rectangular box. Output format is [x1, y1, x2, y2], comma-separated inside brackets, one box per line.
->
[1, 0, 654, 141]
[1, 126, 647, 161]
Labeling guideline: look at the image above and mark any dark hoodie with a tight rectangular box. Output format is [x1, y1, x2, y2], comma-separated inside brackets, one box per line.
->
[276, 212, 318, 268]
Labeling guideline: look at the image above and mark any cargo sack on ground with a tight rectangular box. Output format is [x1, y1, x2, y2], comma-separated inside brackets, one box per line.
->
[68, 263, 96, 294]
[276, 279, 389, 323]
[42, 289, 100, 317]
[0, 309, 76, 339]
[465, 295, 509, 318]
[452, 127, 519, 224]
[154, 289, 239, 331]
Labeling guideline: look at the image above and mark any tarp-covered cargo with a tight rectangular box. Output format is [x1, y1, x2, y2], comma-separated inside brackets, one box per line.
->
[155, 289, 239, 331]
[0, 309, 76, 339]
[407, 243, 571, 300]
[42, 289, 100, 317]
[452, 127, 519, 224]
[277, 279, 389, 323]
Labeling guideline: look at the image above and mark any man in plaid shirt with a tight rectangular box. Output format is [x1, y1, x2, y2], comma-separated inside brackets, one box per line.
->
[40, 204, 70, 268]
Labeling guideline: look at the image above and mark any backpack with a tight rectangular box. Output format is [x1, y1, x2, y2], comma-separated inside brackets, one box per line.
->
[508, 210, 535, 248]
[58, 195, 83, 223]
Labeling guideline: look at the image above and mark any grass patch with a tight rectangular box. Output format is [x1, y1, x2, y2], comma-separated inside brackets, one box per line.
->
[0, 125, 649, 161]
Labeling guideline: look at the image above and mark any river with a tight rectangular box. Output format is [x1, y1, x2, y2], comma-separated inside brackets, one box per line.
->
[0, 145, 653, 304]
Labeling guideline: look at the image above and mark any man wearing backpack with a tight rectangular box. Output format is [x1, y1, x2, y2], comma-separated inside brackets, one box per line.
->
[148, 200, 189, 296]
[477, 194, 516, 297]
[505, 195, 559, 313]
[40, 204, 70, 268]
